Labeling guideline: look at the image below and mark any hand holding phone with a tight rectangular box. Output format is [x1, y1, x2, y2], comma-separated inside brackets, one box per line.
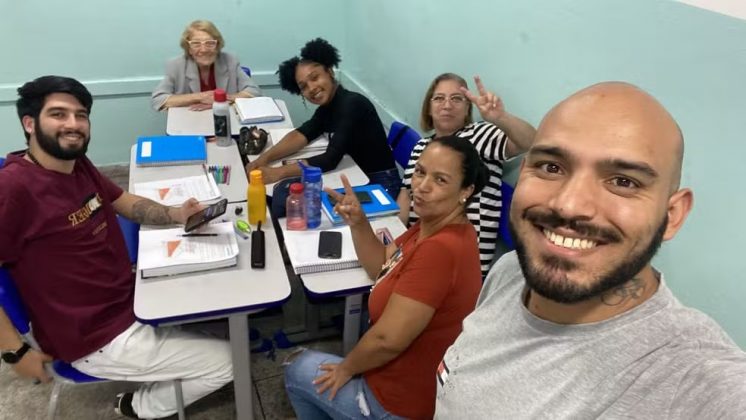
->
[184, 198, 228, 232]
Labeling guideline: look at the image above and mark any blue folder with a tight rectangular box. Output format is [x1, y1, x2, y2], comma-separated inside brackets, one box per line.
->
[321, 184, 399, 225]
[135, 135, 207, 167]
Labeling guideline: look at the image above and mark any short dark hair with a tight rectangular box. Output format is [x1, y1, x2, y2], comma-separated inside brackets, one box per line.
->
[277, 38, 341, 95]
[429, 135, 489, 201]
[16, 75, 93, 140]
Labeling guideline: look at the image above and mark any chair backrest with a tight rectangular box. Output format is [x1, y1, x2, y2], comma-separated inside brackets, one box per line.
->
[0, 268, 31, 335]
[116, 215, 140, 264]
[499, 181, 516, 250]
[241, 66, 252, 77]
[387, 121, 421, 169]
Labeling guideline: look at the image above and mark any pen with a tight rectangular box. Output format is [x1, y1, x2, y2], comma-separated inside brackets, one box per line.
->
[225, 165, 231, 185]
[180, 233, 219, 237]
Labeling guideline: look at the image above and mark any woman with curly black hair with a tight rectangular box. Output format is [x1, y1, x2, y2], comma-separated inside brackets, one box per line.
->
[246, 38, 400, 215]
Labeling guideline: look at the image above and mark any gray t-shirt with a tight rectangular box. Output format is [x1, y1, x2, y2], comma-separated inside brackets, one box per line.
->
[435, 252, 746, 419]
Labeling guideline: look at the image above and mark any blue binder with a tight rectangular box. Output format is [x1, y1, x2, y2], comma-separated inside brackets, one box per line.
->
[321, 184, 399, 225]
[135, 135, 207, 167]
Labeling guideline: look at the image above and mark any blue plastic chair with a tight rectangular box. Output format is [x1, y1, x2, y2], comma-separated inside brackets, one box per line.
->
[0, 215, 186, 419]
[499, 181, 516, 250]
[386, 121, 421, 169]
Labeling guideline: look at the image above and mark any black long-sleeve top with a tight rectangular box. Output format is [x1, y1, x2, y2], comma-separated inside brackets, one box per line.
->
[297, 85, 396, 174]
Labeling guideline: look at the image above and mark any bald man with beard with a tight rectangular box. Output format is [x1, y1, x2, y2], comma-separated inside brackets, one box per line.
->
[434, 82, 746, 419]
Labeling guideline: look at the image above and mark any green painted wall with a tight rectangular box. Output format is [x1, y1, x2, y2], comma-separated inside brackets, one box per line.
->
[343, 0, 746, 348]
[0, 0, 345, 163]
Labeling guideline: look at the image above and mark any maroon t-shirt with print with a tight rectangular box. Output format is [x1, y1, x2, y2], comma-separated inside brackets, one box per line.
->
[0, 154, 135, 362]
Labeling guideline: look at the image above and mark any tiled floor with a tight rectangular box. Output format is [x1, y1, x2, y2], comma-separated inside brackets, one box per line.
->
[0, 165, 347, 419]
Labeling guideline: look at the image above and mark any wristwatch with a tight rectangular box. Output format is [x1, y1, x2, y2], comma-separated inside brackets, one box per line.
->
[1, 342, 31, 364]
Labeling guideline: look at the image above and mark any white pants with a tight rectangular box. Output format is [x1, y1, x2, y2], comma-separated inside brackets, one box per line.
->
[72, 321, 233, 419]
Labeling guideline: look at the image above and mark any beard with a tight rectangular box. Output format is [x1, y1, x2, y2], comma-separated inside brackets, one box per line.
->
[35, 118, 89, 160]
[511, 208, 667, 304]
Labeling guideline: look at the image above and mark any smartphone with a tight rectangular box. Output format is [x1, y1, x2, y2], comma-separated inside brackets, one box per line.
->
[329, 190, 373, 206]
[184, 198, 228, 232]
[318, 231, 342, 259]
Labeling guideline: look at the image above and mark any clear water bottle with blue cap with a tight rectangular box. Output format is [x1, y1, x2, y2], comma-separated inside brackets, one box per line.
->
[299, 162, 322, 229]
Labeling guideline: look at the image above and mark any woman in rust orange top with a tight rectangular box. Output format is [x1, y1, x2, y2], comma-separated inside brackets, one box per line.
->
[283, 135, 486, 419]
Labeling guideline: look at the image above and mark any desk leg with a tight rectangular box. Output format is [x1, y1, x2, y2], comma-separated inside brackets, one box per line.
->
[342, 294, 363, 355]
[229, 314, 253, 420]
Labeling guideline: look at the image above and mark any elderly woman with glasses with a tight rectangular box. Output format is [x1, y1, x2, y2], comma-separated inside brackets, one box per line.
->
[151, 20, 262, 111]
[397, 73, 537, 277]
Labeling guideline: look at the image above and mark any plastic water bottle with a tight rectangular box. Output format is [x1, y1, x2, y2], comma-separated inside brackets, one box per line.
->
[247, 170, 267, 225]
[213, 88, 232, 147]
[285, 182, 307, 230]
[300, 163, 322, 229]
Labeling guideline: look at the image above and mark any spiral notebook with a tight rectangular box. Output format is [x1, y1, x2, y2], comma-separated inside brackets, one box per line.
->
[283, 227, 360, 274]
[135, 135, 207, 167]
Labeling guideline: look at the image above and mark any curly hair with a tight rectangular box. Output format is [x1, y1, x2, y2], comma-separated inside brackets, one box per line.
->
[277, 38, 341, 95]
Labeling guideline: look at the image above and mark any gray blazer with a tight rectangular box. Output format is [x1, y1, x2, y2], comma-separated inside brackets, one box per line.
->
[151, 52, 262, 111]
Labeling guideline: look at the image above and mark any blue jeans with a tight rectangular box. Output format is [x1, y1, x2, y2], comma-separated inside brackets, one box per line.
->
[271, 169, 401, 219]
[284, 350, 404, 420]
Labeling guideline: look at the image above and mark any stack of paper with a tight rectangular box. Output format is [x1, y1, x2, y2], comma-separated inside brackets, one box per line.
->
[137, 222, 239, 278]
[234, 97, 284, 124]
[133, 174, 221, 206]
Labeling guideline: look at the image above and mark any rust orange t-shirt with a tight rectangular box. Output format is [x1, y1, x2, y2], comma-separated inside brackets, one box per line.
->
[364, 222, 482, 419]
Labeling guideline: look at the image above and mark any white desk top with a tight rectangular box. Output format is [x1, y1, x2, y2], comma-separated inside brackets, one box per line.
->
[264, 151, 369, 196]
[129, 142, 249, 203]
[282, 216, 406, 297]
[166, 99, 294, 136]
[134, 203, 290, 324]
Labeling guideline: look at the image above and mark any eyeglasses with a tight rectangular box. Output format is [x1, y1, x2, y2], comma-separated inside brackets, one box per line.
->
[431, 94, 467, 106]
[188, 40, 218, 50]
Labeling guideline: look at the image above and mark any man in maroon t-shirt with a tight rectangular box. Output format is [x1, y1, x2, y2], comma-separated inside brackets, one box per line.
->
[0, 76, 233, 419]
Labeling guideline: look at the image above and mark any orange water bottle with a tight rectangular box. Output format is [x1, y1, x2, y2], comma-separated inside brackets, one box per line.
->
[247, 170, 267, 225]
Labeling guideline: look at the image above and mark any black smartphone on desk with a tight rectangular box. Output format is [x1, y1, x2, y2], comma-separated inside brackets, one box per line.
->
[329, 191, 373, 206]
[318, 231, 342, 259]
[184, 198, 228, 232]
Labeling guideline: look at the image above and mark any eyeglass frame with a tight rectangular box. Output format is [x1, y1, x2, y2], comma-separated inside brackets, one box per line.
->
[430, 94, 468, 106]
[188, 39, 219, 50]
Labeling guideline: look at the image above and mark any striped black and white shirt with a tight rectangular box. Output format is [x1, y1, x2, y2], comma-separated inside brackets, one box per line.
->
[401, 121, 509, 277]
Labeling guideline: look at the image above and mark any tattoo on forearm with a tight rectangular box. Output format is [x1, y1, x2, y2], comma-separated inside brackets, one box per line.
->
[132, 199, 174, 225]
[601, 277, 645, 306]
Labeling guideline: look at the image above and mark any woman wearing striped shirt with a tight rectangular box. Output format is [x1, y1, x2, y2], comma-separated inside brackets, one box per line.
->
[397, 73, 536, 277]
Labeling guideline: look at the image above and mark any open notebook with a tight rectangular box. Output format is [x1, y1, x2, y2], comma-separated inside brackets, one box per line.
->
[283, 227, 360, 275]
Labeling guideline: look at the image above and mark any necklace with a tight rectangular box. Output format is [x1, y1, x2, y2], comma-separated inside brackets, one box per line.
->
[26, 149, 42, 167]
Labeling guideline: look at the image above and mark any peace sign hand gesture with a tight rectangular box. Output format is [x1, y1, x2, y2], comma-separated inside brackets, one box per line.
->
[460, 75, 506, 124]
[323, 175, 367, 227]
